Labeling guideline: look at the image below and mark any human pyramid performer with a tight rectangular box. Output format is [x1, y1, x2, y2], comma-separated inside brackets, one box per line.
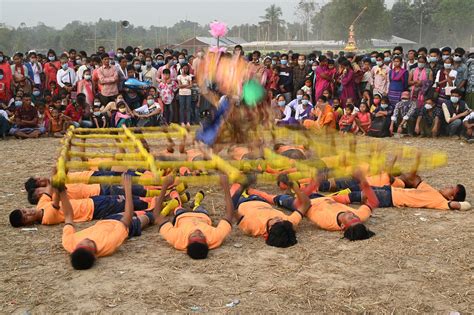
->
[8, 24, 471, 270]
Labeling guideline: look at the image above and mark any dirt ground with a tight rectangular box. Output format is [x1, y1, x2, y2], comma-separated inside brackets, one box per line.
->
[0, 136, 473, 314]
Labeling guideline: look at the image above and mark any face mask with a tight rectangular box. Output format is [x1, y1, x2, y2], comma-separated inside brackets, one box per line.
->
[280, 60, 288, 65]
[0, 56, 3, 63]
[15, 100, 22, 107]
[0, 75, 3, 80]
[401, 98, 409, 101]
[61, 64, 68, 70]
[444, 63, 452, 69]
[172, 60, 178, 65]
[93, 111, 101, 116]
[30, 58, 37, 63]
[429, 57, 438, 63]
[278, 100, 286, 107]
[178, 59, 186, 64]
[146, 61, 152, 67]
[33, 91, 40, 96]
[376, 61, 383, 66]
[134, 64, 141, 70]
[147, 99, 154, 105]
[373, 98, 380, 105]
[157, 60, 165, 66]
[271, 60, 276, 65]
[296, 95, 303, 100]
[424, 104, 432, 110]
[298, 60, 305, 66]
[453, 56, 462, 63]
[94, 102, 101, 106]
[311, 66, 317, 71]
[417, 62, 425, 68]
[301, 100, 309, 105]
[116, 53, 123, 58]
[384, 57, 391, 63]
[450, 96, 459, 103]
[371, 57, 376, 63]
[84, 74, 91, 80]
[381, 103, 388, 109]
[48, 56, 55, 61]
[442, 55, 449, 61]
[119, 107, 127, 113]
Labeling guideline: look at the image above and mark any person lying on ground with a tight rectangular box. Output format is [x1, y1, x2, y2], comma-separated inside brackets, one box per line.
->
[61, 174, 155, 270]
[248, 171, 379, 241]
[154, 174, 233, 259]
[231, 174, 311, 248]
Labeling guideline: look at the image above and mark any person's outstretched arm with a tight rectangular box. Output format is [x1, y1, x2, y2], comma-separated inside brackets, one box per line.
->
[220, 174, 234, 224]
[292, 182, 311, 216]
[59, 187, 74, 225]
[353, 171, 379, 210]
[153, 175, 174, 225]
[120, 174, 134, 228]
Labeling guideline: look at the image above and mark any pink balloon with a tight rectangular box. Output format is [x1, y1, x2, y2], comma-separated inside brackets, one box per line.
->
[209, 21, 228, 38]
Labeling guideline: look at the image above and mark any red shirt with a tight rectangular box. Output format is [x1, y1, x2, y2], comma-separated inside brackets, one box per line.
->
[15, 105, 38, 128]
[64, 104, 83, 122]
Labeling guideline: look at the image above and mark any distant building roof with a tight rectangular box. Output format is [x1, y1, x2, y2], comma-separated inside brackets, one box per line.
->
[371, 36, 417, 47]
[175, 36, 247, 48]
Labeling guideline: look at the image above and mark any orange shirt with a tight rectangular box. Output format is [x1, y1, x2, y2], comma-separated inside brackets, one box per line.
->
[160, 213, 231, 250]
[276, 145, 305, 156]
[67, 171, 95, 183]
[186, 149, 204, 162]
[237, 201, 302, 236]
[230, 146, 250, 161]
[37, 194, 94, 225]
[62, 220, 128, 257]
[317, 104, 336, 128]
[391, 182, 449, 210]
[66, 184, 101, 199]
[367, 173, 391, 187]
[306, 197, 371, 231]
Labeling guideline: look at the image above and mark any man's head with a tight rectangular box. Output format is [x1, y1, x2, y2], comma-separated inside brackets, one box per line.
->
[9, 208, 42, 227]
[22, 94, 32, 107]
[440, 184, 466, 201]
[186, 230, 209, 259]
[71, 239, 97, 270]
[338, 211, 375, 241]
[266, 218, 297, 248]
[24, 176, 50, 192]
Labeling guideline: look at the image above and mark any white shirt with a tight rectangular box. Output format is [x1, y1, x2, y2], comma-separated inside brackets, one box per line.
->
[30, 62, 42, 85]
[462, 111, 474, 123]
[177, 74, 192, 96]
[281, 105, 293, 121]
[56, 67, 77, 87]
[295, 103, 314, 120]
[76, 65, 90, 81]
[135, 102, 161, 115]
[0, 109, 8, 120]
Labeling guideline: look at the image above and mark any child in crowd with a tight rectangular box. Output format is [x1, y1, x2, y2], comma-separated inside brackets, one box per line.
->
[339, 104, 356, 134]
[355, 102, 372, 135]
[158, 68, 178, 124]
[190, 77, 200, 125]
[48, 108, 65, 137]
[92, 104, 107, 128]
[301, 79, 312, 97]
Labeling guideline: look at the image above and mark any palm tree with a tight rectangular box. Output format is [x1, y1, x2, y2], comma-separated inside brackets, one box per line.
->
[260, 4, 284, 41]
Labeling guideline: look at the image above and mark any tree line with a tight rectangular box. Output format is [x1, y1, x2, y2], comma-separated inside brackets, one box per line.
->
[0, 0, 472, 55]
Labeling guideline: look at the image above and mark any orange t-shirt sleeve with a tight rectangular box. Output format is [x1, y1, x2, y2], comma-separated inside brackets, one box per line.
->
[286, 211, 303, 227]
[159, 222, 183, 249]
[62, 225, 76, 253]
[207, 220, 232, 249]
[353, 205, 372, 222]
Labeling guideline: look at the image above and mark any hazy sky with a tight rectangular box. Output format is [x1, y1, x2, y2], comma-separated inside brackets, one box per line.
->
[0, 0, 394, 29]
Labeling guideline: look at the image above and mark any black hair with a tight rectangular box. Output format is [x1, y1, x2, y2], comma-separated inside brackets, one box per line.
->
[392, 55, 403, 62]
[393, 46, 403, 53]
[376, 53, 384, 59]
[441, 46, 452, 53]
[27, 189, 39, 205]
[418, 55, 428, 63]
[76, 93, 86, 108]
[100, 53, 109, 60]
[71, 248, 96, 270]
[186, 242, 209, 259]
[163, 68, 171, 75]
[450, 89, 461, 96]
[9, 209, 23, 227]
[318, 55, 327, 63]
[343, 224, 375, 241]
[25, 177, 37, 192]
[346, 104, 354, 112]
[318, 95, 328, 103]
[454, 47, 465, 56]
[418, 47, 428, 54]
[281, 149, 306, 160]
[266, 221, 297, 248]
[429, 48, 441, 55]
[454, 184, 466, 202]
[381, 96, 390, 104]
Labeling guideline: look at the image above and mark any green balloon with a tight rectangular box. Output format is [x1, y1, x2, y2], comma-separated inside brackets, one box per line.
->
[242, 80, 265, 107]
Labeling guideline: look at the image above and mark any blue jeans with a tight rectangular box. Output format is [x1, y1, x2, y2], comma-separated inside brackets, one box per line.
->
[349, 185, 393, 207]
[106, 212, 154, 237]
[273, 193, 324, 211]
[179, 95, 192, 124]
[319, 178, 360, 192]
[100, 184, 147, 197]
[91, 195, 149, 219]
[163, 103, 173, 124]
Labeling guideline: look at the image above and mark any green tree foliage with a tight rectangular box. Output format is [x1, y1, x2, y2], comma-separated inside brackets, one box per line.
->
[260, 4, 285, 41]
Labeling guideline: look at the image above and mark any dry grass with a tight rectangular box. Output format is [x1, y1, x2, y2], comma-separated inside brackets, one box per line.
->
[0, 136, 473, 313]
